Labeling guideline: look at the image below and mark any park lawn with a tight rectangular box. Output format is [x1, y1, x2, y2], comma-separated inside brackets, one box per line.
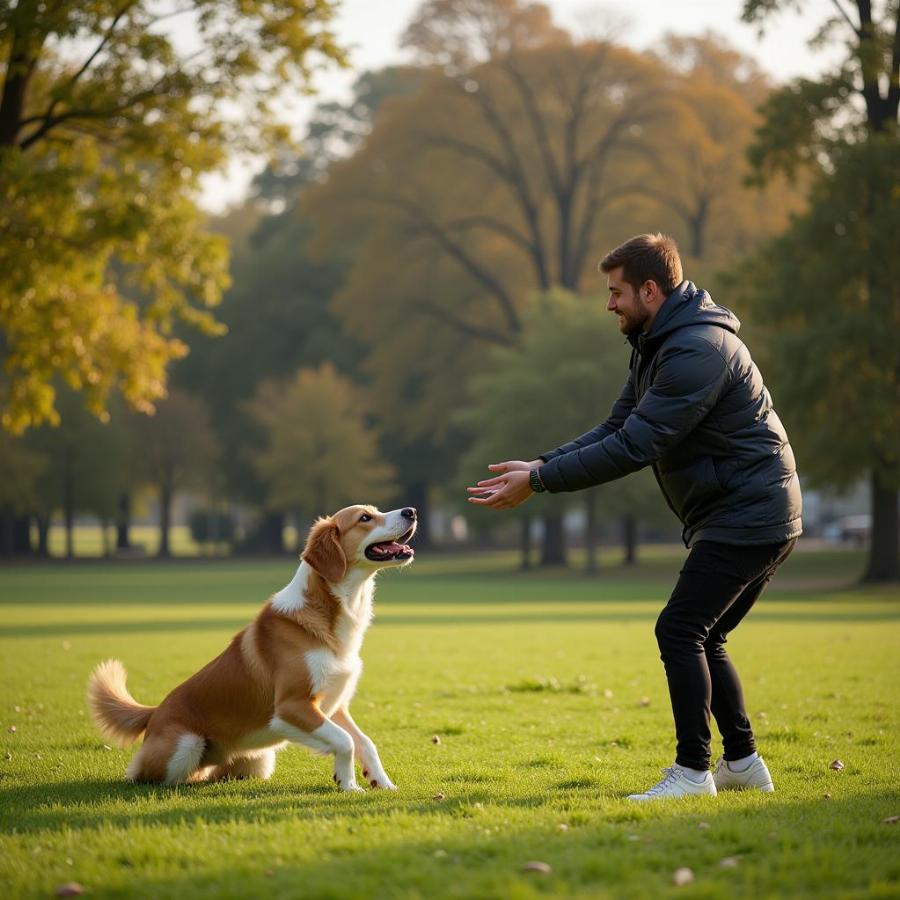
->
[0, 548, 898, 899]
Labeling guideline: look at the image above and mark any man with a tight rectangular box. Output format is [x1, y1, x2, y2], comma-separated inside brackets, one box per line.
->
[467, 233, 802, 801]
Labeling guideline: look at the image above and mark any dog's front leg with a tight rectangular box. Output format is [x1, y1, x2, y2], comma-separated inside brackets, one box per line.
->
[271, 700, 361, 792]
[331, 706, 396, 790]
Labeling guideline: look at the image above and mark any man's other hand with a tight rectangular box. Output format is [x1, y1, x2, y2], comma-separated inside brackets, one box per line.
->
[467, 468, 534, 509]
[486, 459, 542, 474]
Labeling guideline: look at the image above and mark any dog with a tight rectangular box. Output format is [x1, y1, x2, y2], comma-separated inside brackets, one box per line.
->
[87, 505, 416, 790]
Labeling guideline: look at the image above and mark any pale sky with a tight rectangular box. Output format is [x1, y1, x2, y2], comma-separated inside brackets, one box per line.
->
[199, 0, 843, 212]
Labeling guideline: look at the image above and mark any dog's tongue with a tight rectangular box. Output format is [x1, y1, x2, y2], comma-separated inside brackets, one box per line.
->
[371, 541, 406, 556]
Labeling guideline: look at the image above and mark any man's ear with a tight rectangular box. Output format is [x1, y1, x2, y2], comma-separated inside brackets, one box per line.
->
[302, 518, 347, 583]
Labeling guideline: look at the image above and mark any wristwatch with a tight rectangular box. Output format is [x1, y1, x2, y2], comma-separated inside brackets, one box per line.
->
[529, 468, 546, 493]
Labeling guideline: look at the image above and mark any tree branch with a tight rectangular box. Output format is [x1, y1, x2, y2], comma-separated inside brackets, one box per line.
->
[444, 214, 538, 257]
[498, 57, 563, 199]
[456, 77, 550, 287]
[830, 0, 860, 34]
[366, 190, 522, 334]
[417, 301, 513, 346]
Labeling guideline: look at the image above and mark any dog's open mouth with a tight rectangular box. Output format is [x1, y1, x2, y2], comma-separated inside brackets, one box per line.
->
[365, 527, 416, 562]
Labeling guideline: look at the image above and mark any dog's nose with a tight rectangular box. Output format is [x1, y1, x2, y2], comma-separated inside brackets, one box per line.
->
[401, 507, 417, 520]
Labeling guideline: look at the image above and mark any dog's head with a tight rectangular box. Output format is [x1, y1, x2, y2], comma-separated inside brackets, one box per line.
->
[302, 506, 417, 583]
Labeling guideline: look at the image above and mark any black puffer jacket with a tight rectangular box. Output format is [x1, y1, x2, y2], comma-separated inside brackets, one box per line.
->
[538, 281, 802, 547]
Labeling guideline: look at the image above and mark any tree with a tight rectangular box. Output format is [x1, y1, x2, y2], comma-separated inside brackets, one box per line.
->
[306, 39, 670, 560]
[400, 0, 569, 71]
[127, 389, 219, 557]
[0, 428, 44, 555]
[244, 364, 397, 548]
[646, 33, 804, 266]
[456, 290, 668, 568]
[27, 385, 130, 556]
[739, 0, 900, 581]
[0, 0, 346, 433]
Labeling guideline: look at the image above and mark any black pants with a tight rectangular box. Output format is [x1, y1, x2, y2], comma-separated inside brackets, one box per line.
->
[655, 538, 796, 771]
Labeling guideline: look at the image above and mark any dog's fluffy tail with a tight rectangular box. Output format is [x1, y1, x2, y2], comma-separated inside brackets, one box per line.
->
[87, 659, 155, 746]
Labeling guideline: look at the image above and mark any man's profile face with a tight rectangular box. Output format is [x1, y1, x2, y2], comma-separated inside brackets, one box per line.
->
[606, 267, 650, 335]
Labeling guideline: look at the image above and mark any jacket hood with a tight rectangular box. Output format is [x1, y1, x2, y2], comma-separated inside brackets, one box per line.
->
[631, 281, 740, 350]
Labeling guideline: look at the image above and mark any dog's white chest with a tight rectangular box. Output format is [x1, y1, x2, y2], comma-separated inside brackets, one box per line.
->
[306, 647, 362, 717]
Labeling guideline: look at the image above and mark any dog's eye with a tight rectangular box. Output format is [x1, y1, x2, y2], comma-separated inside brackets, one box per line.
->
[359, 514, 372, 523]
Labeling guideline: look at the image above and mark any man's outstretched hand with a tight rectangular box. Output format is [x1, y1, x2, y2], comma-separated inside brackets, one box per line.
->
[467, 460, 542, 510]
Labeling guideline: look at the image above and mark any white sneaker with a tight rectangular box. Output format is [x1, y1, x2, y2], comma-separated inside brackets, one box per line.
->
[713, 755, 775, 792]
[626, 765, 717, 801]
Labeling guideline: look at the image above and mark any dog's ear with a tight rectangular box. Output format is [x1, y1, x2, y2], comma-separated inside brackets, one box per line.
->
[302, 517, 347, 583]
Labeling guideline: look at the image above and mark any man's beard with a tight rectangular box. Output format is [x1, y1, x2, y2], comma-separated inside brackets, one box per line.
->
[616, 310, 648, 335]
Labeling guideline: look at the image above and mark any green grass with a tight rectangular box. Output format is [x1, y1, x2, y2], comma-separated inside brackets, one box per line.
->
[1, 547, 898, 898]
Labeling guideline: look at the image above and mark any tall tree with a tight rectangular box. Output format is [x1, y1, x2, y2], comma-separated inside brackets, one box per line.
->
[306, 40, 669, 560]
[244, 364, 397, 545]
[0, 0, 346, 433]
[127, 388, 219, 557]
[739, 0, 900, 581]
[27, 386, 129, 556]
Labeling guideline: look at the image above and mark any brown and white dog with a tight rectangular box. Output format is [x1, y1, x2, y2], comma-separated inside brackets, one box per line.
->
[87, 505, 416, 790]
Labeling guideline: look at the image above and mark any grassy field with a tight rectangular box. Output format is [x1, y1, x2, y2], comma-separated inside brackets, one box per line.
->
[1, 546, 898, 898]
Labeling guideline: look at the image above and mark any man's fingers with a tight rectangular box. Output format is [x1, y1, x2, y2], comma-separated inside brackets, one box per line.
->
[472, 476, 505, 488]
[487, 462, 510, 472]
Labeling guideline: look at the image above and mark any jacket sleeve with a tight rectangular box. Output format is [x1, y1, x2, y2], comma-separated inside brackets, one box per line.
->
[539, 338, 731, 492]
[538, 368, 636, 462]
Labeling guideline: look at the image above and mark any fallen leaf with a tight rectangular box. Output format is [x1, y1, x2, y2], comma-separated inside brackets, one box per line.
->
[673, 867, 694, 886]
[433, 793, 445, 801]
[829, 760, 844, 771]
[431, 735, 441, 744]
[639, 697, 651, 707]
[697, 821, 710, 829]
[55, 884, 84, 897]
[7, 726, 15, 733]
[719, 857, 739, 868]
[823, 793, 831, 800]
[558, 823, 568, 832]
[522, 861, 552, 875]
[883, 815, 899, 825]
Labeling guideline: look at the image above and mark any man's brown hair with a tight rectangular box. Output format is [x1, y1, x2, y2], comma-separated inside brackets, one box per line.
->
[599, 233, 683, 295]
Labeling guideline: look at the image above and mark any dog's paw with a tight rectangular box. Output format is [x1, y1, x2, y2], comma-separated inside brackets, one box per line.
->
[334, 773, 365, 792]
[369, 775, 397, 790]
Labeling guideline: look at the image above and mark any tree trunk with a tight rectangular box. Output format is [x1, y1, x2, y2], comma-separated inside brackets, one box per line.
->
[36, 513, 50, 557]
[863, 470, 899, 582]
[261, 511, 286, 554]
[0, 514, 11, 556]
[2, 515, 33, 556]
[540, 512, 567, 567]
[157, 482, 172, 558]
[519, 516, 532, 570]
[405, 481, 432, 549]
[623, 513, 637, 566]
[584, 492, 599, 575]
[63, 453, 75, 559]
[116, 492, 132, 550]
[100, 516, 110, 557]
